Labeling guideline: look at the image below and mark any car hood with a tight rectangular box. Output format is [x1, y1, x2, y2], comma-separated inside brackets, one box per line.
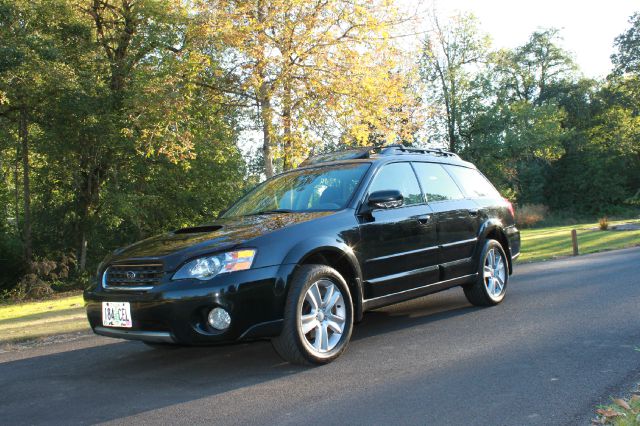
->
[107, 211, 334, 270]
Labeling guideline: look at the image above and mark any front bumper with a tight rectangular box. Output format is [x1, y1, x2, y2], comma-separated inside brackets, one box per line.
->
[84, 264, 295, 345]
[93, 327, 175, 343]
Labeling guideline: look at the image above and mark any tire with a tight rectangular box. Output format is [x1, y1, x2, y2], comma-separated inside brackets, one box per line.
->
[271, 264, 354, 365]
[464, 239, 509, 306]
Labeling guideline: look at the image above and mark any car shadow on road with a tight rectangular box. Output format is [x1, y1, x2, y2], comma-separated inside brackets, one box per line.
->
[0, 288, 477, 424]
[353, 287, 478, 342]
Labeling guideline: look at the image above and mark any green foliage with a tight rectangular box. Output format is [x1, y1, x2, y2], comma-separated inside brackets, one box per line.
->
[0, 0, 247, 295]
[612, 12, 640, 76]
[491, 29, 576, 104]
[420, 11, 490, 153]
[423, 16, 640, 216]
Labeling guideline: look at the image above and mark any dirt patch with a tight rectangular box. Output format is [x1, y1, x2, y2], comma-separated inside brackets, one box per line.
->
[0, 330, 94, 353]
[587, 222, 640, 231]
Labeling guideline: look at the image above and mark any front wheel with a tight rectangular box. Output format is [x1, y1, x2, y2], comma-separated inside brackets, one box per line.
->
[271, 264, 353, 365]
[464, 239, 509, 306]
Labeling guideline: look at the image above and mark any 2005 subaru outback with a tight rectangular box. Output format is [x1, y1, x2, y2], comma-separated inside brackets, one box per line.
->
[85, 145, 520, 365]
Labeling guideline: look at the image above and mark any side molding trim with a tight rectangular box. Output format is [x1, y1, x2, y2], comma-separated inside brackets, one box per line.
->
[363, 273, 477, 311]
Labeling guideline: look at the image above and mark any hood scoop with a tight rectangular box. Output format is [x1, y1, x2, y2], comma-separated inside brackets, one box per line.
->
[173, 225, 223, 234]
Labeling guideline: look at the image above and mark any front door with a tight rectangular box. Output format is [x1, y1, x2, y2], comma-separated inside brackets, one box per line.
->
[358, 162, 439, 299]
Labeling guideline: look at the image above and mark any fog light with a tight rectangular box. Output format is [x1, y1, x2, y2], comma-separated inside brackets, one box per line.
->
[207, 308, 231, 330]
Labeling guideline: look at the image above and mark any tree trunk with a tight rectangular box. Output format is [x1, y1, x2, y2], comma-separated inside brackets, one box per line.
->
[13, 148, 20, 234]
[79, 231, 88, 272]
[255, 1, 274, 178]
[448, 80, 458, 153]
[282, 83, 293, 171]
[19, 107, 32, 263]
[78, 158, 97, 272]
[447, 120, 457, 153]
[259, 83, 274, 178]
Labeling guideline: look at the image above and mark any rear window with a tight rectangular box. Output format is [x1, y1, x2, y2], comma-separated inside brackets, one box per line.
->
[445, 165, 501, 199]
[412, 162, 464, 202]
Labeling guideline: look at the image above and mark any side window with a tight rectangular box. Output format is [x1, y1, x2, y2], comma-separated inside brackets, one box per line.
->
[445, 165, 501, 198]
[368, 162, 423, 206]
[412, 162, 464, 202]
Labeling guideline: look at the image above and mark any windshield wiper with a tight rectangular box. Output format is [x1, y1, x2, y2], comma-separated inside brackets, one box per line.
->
[247, 209, 294, 216]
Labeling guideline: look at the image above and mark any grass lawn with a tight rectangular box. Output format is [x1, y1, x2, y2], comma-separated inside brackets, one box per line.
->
[0, 293, 90, 345]
[519, 219, 640, 263]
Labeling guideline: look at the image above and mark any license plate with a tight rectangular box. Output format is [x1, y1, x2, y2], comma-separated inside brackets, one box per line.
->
[102, 302, 132, 328]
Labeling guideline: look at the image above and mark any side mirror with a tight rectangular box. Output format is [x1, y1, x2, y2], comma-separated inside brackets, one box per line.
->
[367, 190, 404, 210]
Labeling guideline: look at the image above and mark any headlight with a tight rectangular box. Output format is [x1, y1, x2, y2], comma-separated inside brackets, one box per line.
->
[172, 249, 256, 281]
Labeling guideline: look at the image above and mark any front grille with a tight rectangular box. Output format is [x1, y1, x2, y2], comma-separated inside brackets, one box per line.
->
[103, 264, 164, 290]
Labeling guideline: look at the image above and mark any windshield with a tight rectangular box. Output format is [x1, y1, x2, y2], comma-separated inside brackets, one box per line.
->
[223, 163, 370, 217]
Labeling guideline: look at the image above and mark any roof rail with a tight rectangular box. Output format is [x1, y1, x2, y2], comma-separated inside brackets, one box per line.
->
[378, 144, 460, 158]
[299, 144, 459, 167]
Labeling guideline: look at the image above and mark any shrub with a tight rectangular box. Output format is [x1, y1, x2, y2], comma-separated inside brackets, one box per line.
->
[12, 253, 77, 300]
[599, 216, 609, 230]
[0, 234, 26, 293]
[625, 188, 640, 205]
[515, 204, 549, 228]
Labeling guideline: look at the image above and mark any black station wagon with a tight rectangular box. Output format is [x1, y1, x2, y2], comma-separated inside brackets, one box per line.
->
[84, 145, 521, 365]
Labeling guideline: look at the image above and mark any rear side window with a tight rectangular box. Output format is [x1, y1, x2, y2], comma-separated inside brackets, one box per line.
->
[445, 165, 501, 199]
[368, 162, 423, 205]
[412, 162, 464, 202]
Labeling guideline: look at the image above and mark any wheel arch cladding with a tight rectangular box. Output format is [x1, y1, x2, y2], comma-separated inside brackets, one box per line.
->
[283, 240, 364, 322]
[481, 223, 512, 274]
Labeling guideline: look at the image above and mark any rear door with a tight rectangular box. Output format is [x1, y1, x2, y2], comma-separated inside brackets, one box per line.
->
[444, 164, 506, 263]
[358, 162, 439, 299]
[413, 162, 479, 280]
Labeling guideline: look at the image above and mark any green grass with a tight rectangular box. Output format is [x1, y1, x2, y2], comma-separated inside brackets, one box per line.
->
[520, 219, 640, 263]
[0, 293, 90, 344]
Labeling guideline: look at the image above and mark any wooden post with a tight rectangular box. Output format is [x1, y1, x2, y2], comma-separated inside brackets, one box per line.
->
[571, 229, 579, 256]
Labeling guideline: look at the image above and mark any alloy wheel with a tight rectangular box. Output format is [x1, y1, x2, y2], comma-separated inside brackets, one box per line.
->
[298, 279, 346, 354]
[484, 248, 507, 300]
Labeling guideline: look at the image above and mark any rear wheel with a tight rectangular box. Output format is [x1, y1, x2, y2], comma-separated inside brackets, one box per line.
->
[464, 239, 509, 306]
[272, 264, 353, 365]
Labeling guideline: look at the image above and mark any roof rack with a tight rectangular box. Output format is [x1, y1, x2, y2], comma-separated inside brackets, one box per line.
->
[299, 144, 459, 167]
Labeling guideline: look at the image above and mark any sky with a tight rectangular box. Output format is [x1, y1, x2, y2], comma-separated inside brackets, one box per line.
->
[401, 0, 639, 78]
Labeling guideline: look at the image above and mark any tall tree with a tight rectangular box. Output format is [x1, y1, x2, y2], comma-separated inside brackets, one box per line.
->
[71, 0, 200, 270]
[202, 0, 418, 175]
[612, 12, 640, 76]
[420, 11, 490, 153]
[491, 29, 576, 105]
[0, 0, 81, 263]
[455, 29, 575, 203]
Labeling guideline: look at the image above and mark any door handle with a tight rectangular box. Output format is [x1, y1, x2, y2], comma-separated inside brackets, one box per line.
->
[416, 214, 431, 225]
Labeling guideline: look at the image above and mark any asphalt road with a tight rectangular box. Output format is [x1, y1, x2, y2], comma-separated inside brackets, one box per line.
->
[2, 248, 640, 426]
